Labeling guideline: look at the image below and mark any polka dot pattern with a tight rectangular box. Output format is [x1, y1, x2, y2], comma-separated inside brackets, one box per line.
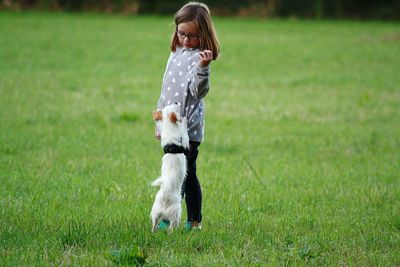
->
[158, 47, 210, 142]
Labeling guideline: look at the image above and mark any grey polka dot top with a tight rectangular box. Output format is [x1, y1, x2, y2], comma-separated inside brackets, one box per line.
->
[157, 46, 211, 142]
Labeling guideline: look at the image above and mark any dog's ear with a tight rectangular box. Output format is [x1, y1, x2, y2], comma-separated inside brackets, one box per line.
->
[152, 110, 162, 121]
[169, 112, 178, 124]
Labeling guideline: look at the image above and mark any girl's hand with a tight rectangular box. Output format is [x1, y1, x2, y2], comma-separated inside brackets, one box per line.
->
[199, 50, 213, 67]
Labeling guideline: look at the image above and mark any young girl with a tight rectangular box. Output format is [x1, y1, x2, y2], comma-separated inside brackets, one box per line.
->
[155, 2, 220, 231]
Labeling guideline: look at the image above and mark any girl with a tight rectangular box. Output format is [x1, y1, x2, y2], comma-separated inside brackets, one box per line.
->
[155, 2, 220, 231]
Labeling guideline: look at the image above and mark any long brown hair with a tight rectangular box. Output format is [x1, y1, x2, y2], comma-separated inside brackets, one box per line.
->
[170, 2, 220, 60]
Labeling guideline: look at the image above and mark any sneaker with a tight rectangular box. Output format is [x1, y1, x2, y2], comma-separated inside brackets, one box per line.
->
[184, 221, 192, 231]
[185, 221, 202, 231]
[158, 220, 170, 230]
[191, 221, 202, 231]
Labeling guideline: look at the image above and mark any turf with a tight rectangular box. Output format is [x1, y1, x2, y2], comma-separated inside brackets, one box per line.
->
[0, 11, 399, 266]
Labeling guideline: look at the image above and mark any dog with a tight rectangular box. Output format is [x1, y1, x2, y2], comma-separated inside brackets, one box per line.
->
[150, 103, 189, 232]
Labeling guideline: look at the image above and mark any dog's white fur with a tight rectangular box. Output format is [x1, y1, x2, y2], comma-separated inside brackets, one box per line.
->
[150, 103, 189, 232]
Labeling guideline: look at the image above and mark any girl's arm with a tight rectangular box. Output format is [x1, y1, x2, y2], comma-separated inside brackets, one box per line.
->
[188, 50, 214, 99]
[188, 64, 210, 99]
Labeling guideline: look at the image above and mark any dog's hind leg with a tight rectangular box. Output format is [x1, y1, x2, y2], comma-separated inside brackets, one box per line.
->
[151, 213, 162, 232]
[169, 209, 181, 231]
[167, 218, 177, 234]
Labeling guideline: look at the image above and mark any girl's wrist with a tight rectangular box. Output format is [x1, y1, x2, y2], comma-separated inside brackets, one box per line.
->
[198, 61, 211, 68]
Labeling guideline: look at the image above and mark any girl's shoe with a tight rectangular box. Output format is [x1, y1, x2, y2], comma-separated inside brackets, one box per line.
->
[185, 221, 202, 231]
[158, 220, 170, 230]
[184, 221, 192, 231]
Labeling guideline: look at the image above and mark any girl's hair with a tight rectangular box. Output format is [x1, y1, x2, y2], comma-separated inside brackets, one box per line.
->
[170, 2, 220, 60]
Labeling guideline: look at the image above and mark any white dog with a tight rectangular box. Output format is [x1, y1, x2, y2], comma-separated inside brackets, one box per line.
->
[150, 103, 189, 232]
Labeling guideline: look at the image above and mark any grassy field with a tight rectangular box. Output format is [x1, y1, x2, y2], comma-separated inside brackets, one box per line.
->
[1, 11, 399, 266]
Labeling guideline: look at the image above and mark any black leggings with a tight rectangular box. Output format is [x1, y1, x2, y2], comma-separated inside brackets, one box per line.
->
[182, 141, 202, 223]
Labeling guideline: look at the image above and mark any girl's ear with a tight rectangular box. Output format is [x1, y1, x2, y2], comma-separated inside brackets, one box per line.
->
[169, 112, 178, 123]
[153, 111, 162, 121]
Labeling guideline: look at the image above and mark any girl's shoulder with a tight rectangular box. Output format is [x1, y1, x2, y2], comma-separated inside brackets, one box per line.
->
[169, 47, 200, 67]
[173, 48, 200, 64]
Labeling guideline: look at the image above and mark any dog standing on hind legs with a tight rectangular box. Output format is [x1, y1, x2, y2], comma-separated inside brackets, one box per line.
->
[150, 103, 189, 232]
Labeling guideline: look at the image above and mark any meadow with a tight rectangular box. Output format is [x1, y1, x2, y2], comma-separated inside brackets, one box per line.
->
[0, 11, 399, 266]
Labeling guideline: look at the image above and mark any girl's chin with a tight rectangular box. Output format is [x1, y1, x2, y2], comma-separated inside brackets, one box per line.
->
[181, 42, 196, 49]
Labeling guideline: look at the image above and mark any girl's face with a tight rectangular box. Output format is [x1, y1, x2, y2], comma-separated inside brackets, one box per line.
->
[177, 21, 200, 49]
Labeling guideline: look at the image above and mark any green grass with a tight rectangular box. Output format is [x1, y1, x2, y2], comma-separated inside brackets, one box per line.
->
[1, 11, 399, 266]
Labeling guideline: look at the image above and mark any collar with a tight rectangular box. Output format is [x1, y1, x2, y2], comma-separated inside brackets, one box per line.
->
[163, 144, 188, 154]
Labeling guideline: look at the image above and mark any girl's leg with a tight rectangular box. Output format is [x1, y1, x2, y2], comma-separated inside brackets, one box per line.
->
[182, 141, 202, 223]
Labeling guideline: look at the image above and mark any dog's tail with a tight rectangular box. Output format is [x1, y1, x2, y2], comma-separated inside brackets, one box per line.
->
[151, 177, 163, 187]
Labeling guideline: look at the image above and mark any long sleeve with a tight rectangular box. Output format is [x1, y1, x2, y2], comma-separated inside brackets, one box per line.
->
[188, 65, 210, 100]
[157, 97, 162, 111]
[157, 52, 174, 111]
